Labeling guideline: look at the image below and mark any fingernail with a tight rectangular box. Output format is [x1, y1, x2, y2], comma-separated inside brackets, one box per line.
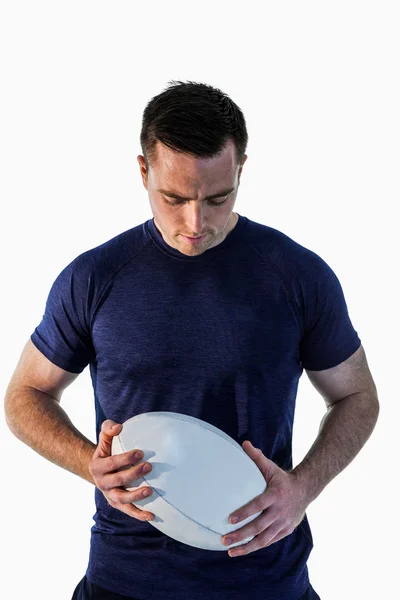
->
[224, 537, 232, 545]
[135, 452, 143, 459]
[231, 516, 239, 523]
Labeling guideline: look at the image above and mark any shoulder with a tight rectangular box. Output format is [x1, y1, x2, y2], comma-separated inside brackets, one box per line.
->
[56, 221, 151, 288]
[243, 217, 331, 281]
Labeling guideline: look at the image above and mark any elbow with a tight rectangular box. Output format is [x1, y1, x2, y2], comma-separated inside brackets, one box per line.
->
[371, 392, 380, 425]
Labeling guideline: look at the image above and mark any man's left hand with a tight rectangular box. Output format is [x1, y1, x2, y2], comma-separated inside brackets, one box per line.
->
[222, 441, 309, 557]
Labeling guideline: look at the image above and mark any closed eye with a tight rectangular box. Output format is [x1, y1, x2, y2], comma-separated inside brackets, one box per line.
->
[164, 196, 229, 207]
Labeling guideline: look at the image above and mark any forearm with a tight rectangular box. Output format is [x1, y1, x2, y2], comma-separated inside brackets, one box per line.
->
[5, 387, 97, 484]
[291, 391, 379, 504]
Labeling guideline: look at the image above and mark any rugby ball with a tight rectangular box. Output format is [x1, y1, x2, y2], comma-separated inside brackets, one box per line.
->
[111, 411, 267, 551]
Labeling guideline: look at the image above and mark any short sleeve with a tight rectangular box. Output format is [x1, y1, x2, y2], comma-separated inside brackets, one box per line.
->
[298, 253, 361, 371]
[31, 257, 96, 373]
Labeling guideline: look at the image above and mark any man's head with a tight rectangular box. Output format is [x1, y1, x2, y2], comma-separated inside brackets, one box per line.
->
[137, 80, 248, 256]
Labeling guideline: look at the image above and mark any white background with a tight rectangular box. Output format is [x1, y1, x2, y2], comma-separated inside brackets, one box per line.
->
[1, 2, 399, 599]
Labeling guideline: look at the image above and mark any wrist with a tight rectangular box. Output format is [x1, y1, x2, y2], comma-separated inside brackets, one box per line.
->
[289, 462, 325, 506]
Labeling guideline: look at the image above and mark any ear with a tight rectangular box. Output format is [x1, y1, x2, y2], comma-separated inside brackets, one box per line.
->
[238, 154, 247, 183]
[137, 155, 149, 190]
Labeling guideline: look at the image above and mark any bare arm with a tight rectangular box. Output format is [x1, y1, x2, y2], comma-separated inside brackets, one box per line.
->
[4, 339, 96, 484]
[291, 345, 380, 503]
[4, 339, 156, 521]
[219, 345, 380, 555]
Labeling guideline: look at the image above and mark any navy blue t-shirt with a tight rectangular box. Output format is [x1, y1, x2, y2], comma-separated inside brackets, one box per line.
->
[31, 214, 361, 599]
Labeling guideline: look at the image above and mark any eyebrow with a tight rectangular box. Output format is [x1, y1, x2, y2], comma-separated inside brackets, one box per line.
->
[157, 187, 235, 201]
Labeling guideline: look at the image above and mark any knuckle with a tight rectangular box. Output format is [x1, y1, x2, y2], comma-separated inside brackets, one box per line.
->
[106, 495, 117, 507]
[113, 473, 126, 488]
[286, 523, 295, 535]
[106, 455, 118, 471]
[93, 474, 105, 489]
[106, 487, 117, 498]
[118, 495, 130, 506]
[93, 456, 111, 476]
[254, 521, 265, 535]
[254, 497, 264, 512]
[283, 516, 293, 530]
[111, 488, 126, 505]
[260, 530, 272, 545]
[277, 487, 286, 501]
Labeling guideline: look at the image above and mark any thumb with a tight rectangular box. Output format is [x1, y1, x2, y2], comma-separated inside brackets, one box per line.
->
[94, 419, 123, 459]
[242, 440, 276, 480]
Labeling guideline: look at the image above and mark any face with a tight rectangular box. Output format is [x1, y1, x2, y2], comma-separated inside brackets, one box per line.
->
[137, 139, 247, 256]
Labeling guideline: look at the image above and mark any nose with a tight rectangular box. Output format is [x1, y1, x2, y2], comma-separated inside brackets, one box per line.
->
[184, 203, 207, 236]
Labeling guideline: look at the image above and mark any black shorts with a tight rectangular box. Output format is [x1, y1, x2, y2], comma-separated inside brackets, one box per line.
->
[71, 575, 321, 600]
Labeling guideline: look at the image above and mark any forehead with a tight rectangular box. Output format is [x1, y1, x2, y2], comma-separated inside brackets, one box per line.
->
[153, 140, 237, 185]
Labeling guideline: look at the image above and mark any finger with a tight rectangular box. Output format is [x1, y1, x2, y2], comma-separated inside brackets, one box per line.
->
[121, 504, 155, 522]
[93, 420, 122, 460]
[222, 510, 274, 547]
[228, 523, 283, 557]
[228, 490, 272, 526]
[110, 497, 155, 522]
[263, 530, 288, 547]
[110, 485, 153, 506]
[242, 441, 276, 478]
[101, 460, 152, 491]
[97, 449, 145, 476]
[242, 441, 264, 461]
[122, 504, 155, 522]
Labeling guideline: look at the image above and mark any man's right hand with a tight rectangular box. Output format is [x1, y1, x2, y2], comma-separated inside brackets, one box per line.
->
[89, 419, 155, 522]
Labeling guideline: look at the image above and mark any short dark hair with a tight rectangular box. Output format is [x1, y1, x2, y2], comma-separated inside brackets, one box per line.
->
[140, 80, 248, 171]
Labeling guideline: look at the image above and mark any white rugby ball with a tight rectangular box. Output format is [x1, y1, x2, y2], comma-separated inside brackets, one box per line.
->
[111, 412, 267, 551]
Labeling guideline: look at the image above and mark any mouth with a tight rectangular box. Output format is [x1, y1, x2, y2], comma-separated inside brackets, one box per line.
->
[182, 234, 207, 244]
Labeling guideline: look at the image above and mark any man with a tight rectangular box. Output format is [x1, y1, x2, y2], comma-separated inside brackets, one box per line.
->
[4, 81, 379, 600]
